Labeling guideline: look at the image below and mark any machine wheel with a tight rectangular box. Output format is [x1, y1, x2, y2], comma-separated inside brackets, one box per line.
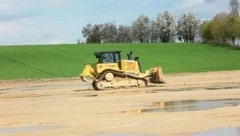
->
[93, 81, 105, 90]
[105, 72, 114, 82]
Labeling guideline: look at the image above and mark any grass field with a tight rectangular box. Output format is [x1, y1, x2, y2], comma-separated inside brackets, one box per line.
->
[0, 43, 240, 80]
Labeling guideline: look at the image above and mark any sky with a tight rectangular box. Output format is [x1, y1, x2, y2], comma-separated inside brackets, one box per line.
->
[0, 0, 230, 45]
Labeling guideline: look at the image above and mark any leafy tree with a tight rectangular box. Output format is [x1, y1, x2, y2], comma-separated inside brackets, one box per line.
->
[210, 12, 240, 46]
[132, 14, 151, 43]
[117, 25, 132, 43]
[82, 24, 101, 43]
[156, 11, 176, 43]
[82, 23, 92, 42]
[101, 22, 117, 43]
[90, 25, 101, 43]
[177, 13, 200, 43]
[211, 13, 228, 45]
[225, 14, 240, 46]
[149, 21, 159, 43]
[199, 20, 213, 43]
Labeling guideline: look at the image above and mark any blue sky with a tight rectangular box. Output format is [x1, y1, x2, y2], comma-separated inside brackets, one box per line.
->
[0, 0, 230, 45]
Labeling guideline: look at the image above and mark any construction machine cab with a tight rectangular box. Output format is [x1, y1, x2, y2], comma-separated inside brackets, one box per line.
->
[95, 51, 121, 63]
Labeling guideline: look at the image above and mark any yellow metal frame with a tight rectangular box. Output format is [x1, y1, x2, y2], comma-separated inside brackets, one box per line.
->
[95, 63, 119, 73]
[120, 60, 140, 74]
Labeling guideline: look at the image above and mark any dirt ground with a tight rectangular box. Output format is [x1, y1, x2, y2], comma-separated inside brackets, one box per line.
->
[0, 71, 240, 136]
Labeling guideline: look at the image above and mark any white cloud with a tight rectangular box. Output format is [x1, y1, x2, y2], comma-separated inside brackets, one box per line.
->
[0, 14, 77, 45]
[0, 0, 82, 45]
[142, 0, 151, 5]
[178, 0, 229, 19]
[115, 3, 126, 9]
[0, 3, 16, 12]
[39, 0, 80, 8]
[0, 0, 37, 22]
[181, 0, 205, 9]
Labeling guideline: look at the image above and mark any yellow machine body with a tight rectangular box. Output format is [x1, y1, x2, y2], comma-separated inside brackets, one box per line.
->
[80, 51, 165, 90]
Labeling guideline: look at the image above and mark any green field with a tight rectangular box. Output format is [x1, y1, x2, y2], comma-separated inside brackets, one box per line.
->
[0, 43, 240, 80]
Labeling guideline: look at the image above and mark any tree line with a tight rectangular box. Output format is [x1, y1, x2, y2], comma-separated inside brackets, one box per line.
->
[200, 12, 240, 47]
[82, 0, 240, 47]
[82, 12, 200, 44]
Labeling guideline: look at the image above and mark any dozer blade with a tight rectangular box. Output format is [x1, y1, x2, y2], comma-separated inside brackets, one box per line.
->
[80, 76, 91, 82]
[80, 64, 95, 82]
[149, 67, 165, 83]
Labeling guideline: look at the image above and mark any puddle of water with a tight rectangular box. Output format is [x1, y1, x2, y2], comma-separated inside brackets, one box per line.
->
[160, 99, 240, 112]
[153, 99, 240, 112]
[122, 99, 240, 114]
[0, 126, 61, 134]
[194, 127, 240, 136]
[149, 85, 240, 93]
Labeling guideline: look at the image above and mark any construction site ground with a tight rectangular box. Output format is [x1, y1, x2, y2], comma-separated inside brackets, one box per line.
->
[0, 70, 240, 136]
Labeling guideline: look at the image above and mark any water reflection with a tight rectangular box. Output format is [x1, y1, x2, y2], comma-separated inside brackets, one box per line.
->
[122, 99, 240, 114]
[153, 99, 240, 112]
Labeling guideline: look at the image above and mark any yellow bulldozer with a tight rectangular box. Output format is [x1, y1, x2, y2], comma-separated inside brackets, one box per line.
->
[80, 51, 165, 90]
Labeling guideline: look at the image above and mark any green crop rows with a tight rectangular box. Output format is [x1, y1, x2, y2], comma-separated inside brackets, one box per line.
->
[0, 43, 240, 80]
